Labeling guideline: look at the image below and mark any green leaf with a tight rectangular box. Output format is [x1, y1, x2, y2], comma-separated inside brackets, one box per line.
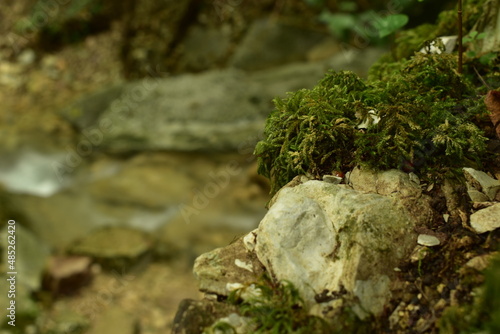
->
[319, 11, 357, 38]
[479, 52, 497, 65]
[373, 14, 409, 38]
[477, 32, 487, 40]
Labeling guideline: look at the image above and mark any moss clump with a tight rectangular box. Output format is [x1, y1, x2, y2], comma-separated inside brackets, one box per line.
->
[224, 279, 329, 334]
[255, 53, 487, 195]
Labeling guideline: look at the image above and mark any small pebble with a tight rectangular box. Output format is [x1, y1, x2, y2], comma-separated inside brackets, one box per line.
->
[417, 234, 440, 247]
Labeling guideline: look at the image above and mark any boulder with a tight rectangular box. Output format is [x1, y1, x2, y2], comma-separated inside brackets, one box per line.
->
[254, 180, 420, 318]
[91, 69, 270, 152]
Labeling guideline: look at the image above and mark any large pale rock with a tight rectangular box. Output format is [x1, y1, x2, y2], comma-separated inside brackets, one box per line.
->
[255, 180, 419, 318]
[470, 203, 500, 233]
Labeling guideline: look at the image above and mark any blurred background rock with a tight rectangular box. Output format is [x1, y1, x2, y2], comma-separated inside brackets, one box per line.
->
[0, 0, 456, 333]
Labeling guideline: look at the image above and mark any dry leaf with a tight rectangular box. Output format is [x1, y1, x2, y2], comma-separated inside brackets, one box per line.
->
[484, 90, 500, 139]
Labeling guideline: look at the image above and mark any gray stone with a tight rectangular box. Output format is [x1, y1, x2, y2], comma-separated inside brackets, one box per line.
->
[94, 69, 270, 152]
[230, 18, 328, 71]
[417, 234, 441, 247]
[70, 226, 153, 270]
[193, 238, 265, 296]
[463, 167, 500, 201]
[348, 167, 421, 198]
[470, 203, 500, 233]
[255, 180, 419, 318]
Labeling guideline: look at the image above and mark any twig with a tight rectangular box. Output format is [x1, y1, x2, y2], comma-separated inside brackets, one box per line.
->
[458, 0, 463, 74]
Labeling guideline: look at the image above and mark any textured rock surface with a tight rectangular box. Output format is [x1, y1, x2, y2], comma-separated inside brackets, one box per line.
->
[255, 180, 420, 317]
[193, 238, 265, 296]
[347, 167, 421, 197]
[470, 203, 500, 233]
[464, 167, 500, 201]
[94, 69, 269, 152]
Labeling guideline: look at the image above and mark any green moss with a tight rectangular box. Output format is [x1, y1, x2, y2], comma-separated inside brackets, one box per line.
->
[255, 53, 487, 195]
[225, 278, 330, 334]
[393, 23, 439, 60]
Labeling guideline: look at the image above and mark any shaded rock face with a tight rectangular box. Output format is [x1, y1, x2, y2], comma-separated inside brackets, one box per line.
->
[193, 238, 265, 296]
[87, 69, 270, 153]
[255, 180, 419, 318]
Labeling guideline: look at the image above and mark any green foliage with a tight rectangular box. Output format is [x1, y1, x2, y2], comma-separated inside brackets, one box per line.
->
[255, 53, 487, 195]
[307, 0, 411, 42]
[439, 254, 500, 334]
[228, 279, 330, 334]
[393, 23, 439, 60]
[391, 0, 488, 61]
[463, 31, 498, 66]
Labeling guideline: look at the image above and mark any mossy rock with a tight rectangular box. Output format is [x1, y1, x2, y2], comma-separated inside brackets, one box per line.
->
[255, 53, 487, 195]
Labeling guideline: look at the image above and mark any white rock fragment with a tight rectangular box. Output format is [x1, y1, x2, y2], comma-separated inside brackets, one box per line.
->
[463, 168, 500, 201]
[234, 259, 253, 272]
[470, 203, 500, 233]
[357, 109, 380, 129]
[242, 230, 257, 252]
[322, 175, 342, 184]
[226, 282, 244, 292]
[443, 214, 449, 223]
[417, 234, 441, 247]
[419, 36, 457, 54]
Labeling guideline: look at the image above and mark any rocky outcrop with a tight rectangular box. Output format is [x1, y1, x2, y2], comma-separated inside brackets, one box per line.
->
[254, 180, 422, 318]
[174, 165, 500, 332]
[178, 168, 434, 331]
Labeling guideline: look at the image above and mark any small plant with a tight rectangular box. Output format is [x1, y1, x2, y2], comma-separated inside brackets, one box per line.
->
[227, 278, 330, 334]
[463, 31, 498, 66]
[304, 0, 410, 43]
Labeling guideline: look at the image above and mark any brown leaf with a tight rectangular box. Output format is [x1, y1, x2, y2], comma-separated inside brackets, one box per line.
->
[484, 90, 500, 139]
